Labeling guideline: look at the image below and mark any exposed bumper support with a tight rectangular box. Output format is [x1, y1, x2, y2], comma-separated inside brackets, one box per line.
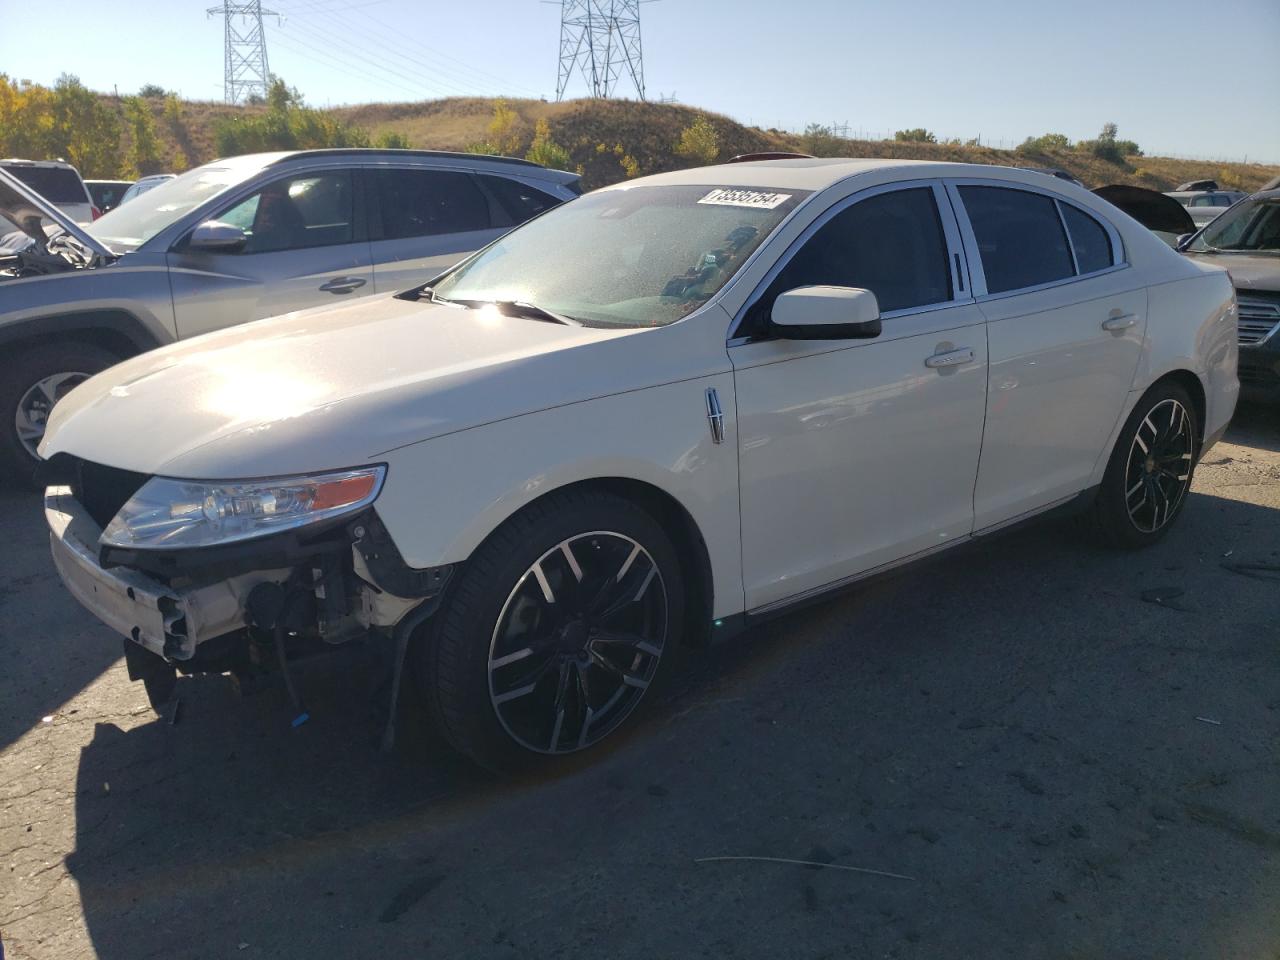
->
[45, 486, 283, 660]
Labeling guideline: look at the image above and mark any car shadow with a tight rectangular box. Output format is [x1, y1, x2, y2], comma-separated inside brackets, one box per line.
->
[0, 487, 128, 753]
[61, 487, 1280, 959]
[1225, 398, 1280, 453]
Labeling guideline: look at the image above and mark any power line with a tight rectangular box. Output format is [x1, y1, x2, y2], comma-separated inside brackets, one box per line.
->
[555, 1, 646, 101]
[208, 1, 280, 104]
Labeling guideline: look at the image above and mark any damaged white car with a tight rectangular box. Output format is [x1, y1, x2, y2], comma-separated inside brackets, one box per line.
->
[41, 159, 1238, 773]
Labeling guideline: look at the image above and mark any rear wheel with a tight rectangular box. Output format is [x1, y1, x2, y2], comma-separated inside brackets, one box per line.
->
[0, 342, 118, 488]
[1091, 381, 1199, 548]
[421, 489, 685, 774]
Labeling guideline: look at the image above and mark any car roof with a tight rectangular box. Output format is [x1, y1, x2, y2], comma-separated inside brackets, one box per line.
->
[607, 158, 1090, 193]
[220, 147, 579, 184]
[0, 157, 81, 170]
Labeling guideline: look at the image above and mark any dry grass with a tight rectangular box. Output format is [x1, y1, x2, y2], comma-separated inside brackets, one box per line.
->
[110, 94, 1279, 193]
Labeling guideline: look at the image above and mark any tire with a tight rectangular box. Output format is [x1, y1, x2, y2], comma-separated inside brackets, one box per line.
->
[420, 489, 686, 774]
[1091, 380, 1199, 549]
[0, 341, 119, 489]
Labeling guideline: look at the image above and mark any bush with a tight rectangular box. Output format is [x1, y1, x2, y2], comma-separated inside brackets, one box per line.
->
[374, 130, 411, 149]
[525, 117, 570, 169]
[1016, 132, 1071, 155]
[894, 128, 936, 143]
[1078, 122, 1142, 164]
[213, 78, 372, 155]
[675, 115, 719, 165]
[138, 84, 168, 98]
[798, 123, 844, 157]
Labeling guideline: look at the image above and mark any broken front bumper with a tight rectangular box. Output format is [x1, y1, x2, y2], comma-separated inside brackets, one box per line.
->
[45, 486, 280, 661]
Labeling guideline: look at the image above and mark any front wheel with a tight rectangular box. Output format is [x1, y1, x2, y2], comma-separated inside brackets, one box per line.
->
[421, 489, 685, 774]
[0, 342, 119, 488]
[1091, 381, 1199, 548]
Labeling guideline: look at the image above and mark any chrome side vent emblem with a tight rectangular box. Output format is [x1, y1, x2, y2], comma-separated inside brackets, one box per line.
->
[705, 387, 725, 444]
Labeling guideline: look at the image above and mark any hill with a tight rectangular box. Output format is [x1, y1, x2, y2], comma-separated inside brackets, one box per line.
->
[3, 80, 1277, 193]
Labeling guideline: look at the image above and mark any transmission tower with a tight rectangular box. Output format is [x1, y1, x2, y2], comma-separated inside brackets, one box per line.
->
[208, 1, 279, 105]
[555, 1, 646, 101]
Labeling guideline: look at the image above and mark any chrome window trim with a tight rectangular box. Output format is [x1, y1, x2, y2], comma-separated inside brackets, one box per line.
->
[944, 177, 1129, 301]
[725, 178, 973, 343]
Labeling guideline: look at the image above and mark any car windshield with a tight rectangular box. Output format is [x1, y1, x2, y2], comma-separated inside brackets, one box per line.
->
[430, 184, 809, 328]
[87, 163, 263, 248]
[1188, 195, 1280, 254]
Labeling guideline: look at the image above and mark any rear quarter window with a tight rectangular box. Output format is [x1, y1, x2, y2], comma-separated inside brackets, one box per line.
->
[1060, 204, 1113, 274]
[2, 165, 88, 204]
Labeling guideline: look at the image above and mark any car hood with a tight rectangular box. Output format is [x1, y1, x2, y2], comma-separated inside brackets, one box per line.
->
[41, 293, 654, 479]
[1183, 252, 1280, 293]
[0, 167, 113, 259]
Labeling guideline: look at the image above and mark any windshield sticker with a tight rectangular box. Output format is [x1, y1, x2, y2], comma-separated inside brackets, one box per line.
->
[698, 188, 792, 210]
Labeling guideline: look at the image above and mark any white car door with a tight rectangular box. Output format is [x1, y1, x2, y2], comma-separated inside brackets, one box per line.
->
[731, 182, 989, 612]
[168, 168, 374, 339]
[948, 181, 1147, 529]
[365, 167, 508, 293]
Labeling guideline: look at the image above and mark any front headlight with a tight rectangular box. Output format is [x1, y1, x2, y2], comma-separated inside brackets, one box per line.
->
[100, 466, 386, 550]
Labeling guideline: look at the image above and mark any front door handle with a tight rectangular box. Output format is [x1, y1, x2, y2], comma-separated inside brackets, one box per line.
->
[924, 347, 974, 369]
[319, 276, 367, 294]
[1101, 312, 1137, 332]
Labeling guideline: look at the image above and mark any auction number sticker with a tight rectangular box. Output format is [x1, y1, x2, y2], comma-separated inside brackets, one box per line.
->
[698, 188, 792, 209]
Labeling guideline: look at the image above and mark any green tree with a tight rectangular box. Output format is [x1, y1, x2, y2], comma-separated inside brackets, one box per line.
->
[675, 115, 719, 165]
[138, 83, 168, 98]
[374, 130, 411, 149]
[1079, 122, 1142, 164]
[525, 117, 570, 169]
[48, 75, 121, 177]
[123, 97, 163, 177]
[894, 127, 937, 143]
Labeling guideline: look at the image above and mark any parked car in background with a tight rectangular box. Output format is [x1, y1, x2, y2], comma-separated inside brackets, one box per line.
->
[86, 179, 134, 214]
[0, 149, 581, 484]
[39, 159, 1237, 773]
[1181, 189, 1280, 401]
[1093, 184, 1196, 247]
[0, 158, 97, 223]
[118, 173, 175, 205]
[1166, 188, 1248, 227]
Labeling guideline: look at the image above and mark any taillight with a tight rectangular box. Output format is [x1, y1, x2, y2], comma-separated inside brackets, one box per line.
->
[91, 206, 102, 221]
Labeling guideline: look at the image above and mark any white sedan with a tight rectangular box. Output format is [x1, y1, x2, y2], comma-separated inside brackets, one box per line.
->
[40, 159, 1239, 773]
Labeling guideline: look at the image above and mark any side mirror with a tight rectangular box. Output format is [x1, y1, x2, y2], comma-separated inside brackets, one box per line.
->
[769, 285, 882, 340]
[1175, 232, 1194, 250]
[188, 220, 247, 253]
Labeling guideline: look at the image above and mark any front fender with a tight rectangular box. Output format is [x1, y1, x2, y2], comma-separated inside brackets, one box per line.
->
[0, 254, 177, 346]
[373, 372, 745, 619]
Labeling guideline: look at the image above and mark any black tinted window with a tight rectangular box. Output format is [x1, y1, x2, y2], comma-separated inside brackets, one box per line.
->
[1061, 204, 1112, 274]
[479, 174, 562, 227]
[374, 169, 491, 239]
[3, 164, 87, 203]
[960, 186, 1073, 294]
[755, 187, 952, 325]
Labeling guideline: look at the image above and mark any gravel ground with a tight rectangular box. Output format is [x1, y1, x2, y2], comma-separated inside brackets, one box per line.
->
[1, 403, 1277, 960]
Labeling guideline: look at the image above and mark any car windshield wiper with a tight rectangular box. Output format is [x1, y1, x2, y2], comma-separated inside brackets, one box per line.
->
[438, 297, 583, 326]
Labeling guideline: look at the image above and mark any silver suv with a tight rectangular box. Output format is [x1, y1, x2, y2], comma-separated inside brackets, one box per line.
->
[0, 149, 580, 483]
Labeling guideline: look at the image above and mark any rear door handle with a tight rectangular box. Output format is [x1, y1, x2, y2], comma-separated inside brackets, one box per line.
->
[1101, 312, 1137, 332]
[319, 276, 367, 294]
[924, 347, 975, 369]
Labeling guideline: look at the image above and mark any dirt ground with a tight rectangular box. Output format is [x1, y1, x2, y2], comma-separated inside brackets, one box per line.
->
[1, 404, 1277, 960]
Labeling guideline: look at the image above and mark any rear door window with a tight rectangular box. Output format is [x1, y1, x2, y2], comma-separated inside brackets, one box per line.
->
[478, 174, 563, 227]
[372, 168, 492, 239]
[959, 186, 1074, 294]
[1060, 204, 1113, 275]
[2, 164, 88, 204]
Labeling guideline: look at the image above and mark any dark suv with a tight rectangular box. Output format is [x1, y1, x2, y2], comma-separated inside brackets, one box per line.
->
[1182, 189, 1280, 401]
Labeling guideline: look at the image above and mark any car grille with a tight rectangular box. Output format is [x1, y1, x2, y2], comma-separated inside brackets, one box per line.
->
[71, 460, 149, 530]
[1236, 292, 1280, 345]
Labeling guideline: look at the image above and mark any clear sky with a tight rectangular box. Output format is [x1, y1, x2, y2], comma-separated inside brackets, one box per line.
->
[3, 0, 1278, 161]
